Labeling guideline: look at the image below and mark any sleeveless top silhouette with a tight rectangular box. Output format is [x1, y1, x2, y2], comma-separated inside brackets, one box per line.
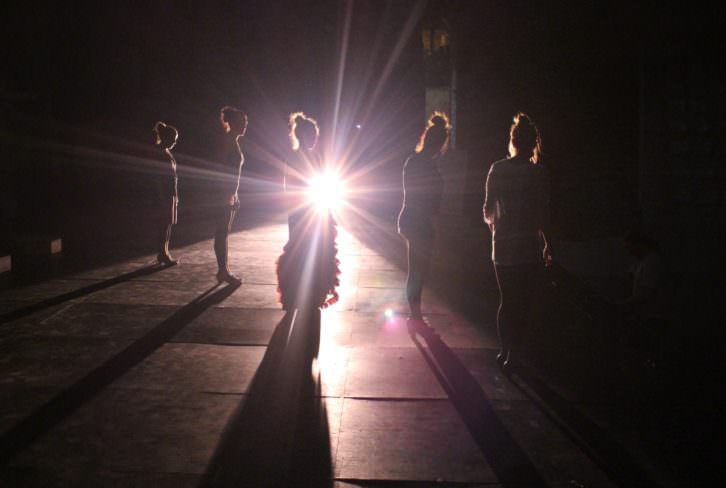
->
[397, 151, 444, 241]
[156, 147, 178, 224]
[217, 134, 243, 206]
[277, 148, 340, 310]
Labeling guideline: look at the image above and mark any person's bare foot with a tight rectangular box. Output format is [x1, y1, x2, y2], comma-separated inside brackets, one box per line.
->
[157, 253, 178, 266]
[216, 269, 241, 285]
[496, 350, 509, 369]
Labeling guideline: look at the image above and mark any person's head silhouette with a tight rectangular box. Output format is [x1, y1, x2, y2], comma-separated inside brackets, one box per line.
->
[289, 112, 319, 151]
[153, 121, 178, 151]
[220, 106, 248, 138]
[416, 111, 450, 157]
[508, 112, 541, 163]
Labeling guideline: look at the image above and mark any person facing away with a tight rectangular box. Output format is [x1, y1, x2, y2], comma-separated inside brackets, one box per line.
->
[277, 112, 339, 310]
[397, 112, 450, 331]
[283, 111, 322, 233]
[276, 112, 340, 359]
[484, 112, 552, 369]
[214, 106, 247, 285]
[152, 121, 179, 266]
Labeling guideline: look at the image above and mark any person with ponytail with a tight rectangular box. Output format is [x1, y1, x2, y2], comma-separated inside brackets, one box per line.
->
[484, 112, 552, 369]
[283, 111, 322, 232]
[398, 112, 450, 331]
[152, 121, 179, 266]
[214, 106, 247, 285]
[276, 112, 340, 358]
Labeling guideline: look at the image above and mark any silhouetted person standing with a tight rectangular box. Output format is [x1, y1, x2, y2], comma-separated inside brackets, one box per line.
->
[398, 112, 450, 331]
[214, 106, 247, 285]
[152, 121, 179, 265]
[202, 109, 337, 485]
[484, 113, 552, 369]
[277, 112, 339, 359]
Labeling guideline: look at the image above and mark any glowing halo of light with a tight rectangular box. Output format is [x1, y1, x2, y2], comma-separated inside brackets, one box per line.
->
[306, 171, 347, 213]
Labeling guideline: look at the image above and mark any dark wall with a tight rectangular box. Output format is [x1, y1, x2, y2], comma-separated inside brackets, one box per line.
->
[639, 3, 726, 273]
[450, 1, 641, 239]
[3, 2, 336, 157]
[4, 1, 722, 259]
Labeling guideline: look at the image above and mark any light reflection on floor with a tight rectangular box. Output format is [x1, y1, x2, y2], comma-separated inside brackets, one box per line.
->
[2, 213, 600, 486]
[317, 224, 406, 388]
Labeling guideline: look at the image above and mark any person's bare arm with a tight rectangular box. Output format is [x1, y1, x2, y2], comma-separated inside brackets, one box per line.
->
[230, 137, 244, 205]
[483, 165, 496, 231]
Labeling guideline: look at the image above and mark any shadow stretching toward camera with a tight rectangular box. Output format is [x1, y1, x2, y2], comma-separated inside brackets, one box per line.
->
[508, 363, 661, 488]
[410, 329, 547, 488]
[0, 283, 238, 463]
[0, 263, 170, 325]
[200, 308, 332, 487]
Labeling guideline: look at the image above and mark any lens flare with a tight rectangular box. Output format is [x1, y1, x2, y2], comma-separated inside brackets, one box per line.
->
[307, 171, 346, 213]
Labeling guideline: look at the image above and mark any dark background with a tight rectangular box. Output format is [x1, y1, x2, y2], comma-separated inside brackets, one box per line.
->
[1, 1, 426, 247]
[2, 1, 724, 316]
[4, 1, 723, 252]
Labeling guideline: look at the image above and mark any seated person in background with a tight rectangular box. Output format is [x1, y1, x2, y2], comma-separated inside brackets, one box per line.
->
[619, 229, 673, 363]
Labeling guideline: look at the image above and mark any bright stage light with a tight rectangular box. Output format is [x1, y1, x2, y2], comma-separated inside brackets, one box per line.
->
[307, 171, 346, 213]
[384, 309, 394, 318]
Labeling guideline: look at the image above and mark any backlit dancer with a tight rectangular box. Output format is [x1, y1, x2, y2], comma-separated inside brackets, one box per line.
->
[152, 121, 179, 266]
[484, 112, 553, 369]
[397, 112, 450, 332]
[277, 112, 340, 359]
[214, 106, 247, 285]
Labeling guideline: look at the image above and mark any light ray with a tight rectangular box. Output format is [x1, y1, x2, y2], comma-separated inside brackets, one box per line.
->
[330, 0, 354, 159]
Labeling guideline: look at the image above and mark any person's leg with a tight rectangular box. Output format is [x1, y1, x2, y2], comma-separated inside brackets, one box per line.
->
[167, 195, 178, 260]
[511, 264, 537, 359]
[159, 223, 168, 256]
[157, 222, 176, 264]
[418, 238, 433, 302]
[496, 263, 539, 368]
[494, 264, 513, 365]
[406, 239, 424, 319]
[215, 206, 240, 283]
[213, 209, 227, 270]
[163, 223, 172, 254]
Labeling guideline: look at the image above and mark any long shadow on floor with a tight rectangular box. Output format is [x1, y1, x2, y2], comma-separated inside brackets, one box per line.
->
[509, 363, 661, 488]
[518, 274, 664, 487]
[0, 283, 239, 463]
[410, 328, 548, 488]
[200, 308, 332, 488]
[0, 262, 169, 325]
[349, 215, 666, 485]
